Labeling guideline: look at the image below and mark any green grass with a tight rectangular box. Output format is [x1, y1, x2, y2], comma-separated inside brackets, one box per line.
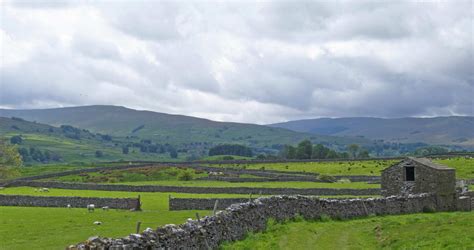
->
[211, 160, 398, 176]
[434, 157, 474, 179]
[199, 155, 254, 161]
[50, 166, 208, 183]
[0, 187, 254, 250]
[209, 157, 474, 179]
[110, 180, 379, 189]
[222, 212, 474, 249]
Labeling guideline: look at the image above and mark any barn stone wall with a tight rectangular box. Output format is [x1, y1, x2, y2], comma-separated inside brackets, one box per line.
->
[381, 158, 456, 197]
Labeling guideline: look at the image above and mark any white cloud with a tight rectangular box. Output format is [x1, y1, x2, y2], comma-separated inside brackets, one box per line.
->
[0, 0, 472, 124]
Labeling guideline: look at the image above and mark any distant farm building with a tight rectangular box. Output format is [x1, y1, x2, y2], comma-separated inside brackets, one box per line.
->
[381, 157, 472, 211]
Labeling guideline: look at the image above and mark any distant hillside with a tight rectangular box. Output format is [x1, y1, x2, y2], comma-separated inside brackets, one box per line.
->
[0, 117, 192, 163]
[0, 106, 368, 151]
[270, 117, 474, 147]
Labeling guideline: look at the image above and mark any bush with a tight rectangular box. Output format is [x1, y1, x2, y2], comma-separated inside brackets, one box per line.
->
[178, 171, 193, 181]
[319, 214, 332, 222]
[318, 174, 336, 183]
[95, 150, 104, 158]
[10, 135, 22, 145]
[422, 205, 436, 213]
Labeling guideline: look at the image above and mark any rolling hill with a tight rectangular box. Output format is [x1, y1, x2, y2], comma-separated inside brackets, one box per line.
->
[0, 117, 196, 163]
[270, 117, 474, 147]
[0, 105, 369, 151]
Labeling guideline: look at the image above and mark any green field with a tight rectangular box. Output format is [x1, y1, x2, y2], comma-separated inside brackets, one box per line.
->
[222, 212, 474, 249]
[211, 160, 398, 176]
[210, 157, 474, 179]
[110, 180, 379, 189]
[50, 166, 208, 183]
[434, 157, 474, 179]
[45, 165, 380, 189]
[0, 187, 375, 249]
[0, 187, 253, 250]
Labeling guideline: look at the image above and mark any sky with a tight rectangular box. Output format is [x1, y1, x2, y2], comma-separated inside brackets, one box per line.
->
[0, 0, 473, 124]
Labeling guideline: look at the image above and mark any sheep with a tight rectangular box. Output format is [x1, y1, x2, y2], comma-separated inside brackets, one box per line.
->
[101, 206, 109, 211]
[67, 204, 71, 208]
[87, 204, 95, 212]
[39, 188, 49, 192]
[93, 221, 102, 225]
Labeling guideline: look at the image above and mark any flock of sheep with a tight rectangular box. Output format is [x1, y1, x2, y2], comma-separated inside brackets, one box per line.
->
[33, 188, 110, 212]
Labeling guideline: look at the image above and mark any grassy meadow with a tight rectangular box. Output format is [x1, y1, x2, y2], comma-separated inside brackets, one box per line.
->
[210, 157, 474, 179]
[0, 187, 251, 250]
[0, 157, 472, 249]
[211, 160, 398, 176]
[434, 157, 474, 179]
[222, 212, 474, 249]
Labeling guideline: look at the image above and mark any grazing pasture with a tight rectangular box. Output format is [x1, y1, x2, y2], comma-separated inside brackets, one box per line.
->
[109, 180, 379, 189]
[0, 187, 250, 250]
[222, 212, 474, 249]
[211, 160, 397, 176]
[1, 157, 472, 249]
[211, 157, 474, 179]
[433, 157, 474, 179]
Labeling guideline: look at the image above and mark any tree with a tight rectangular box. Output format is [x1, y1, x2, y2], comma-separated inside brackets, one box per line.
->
[169, 148, 178, 159]
[296, 140, 312, 159]
[10, 135, 23, 145]
[0, 141, 22, 179]
[279, 145, 295, 159]
[347, 144, 360, 159]
[358, 150, 370, 158]
[95, 150, 104, 158]
[122, 146, 129, 154]
[312, 144, 329, 159]
[208, 144, 253, 157]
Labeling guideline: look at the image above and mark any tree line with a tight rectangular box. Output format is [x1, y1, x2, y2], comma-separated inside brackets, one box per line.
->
[208, 144, 253, 157]
[279, 140, 369, 160]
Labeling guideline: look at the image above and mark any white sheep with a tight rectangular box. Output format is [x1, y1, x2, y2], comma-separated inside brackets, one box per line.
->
[67, 204, 72, 208]
[93, 221, 102, 225]
[40, 188, 49, 192]
[87, 204, 95, 212]
[102, 206, 109, 211]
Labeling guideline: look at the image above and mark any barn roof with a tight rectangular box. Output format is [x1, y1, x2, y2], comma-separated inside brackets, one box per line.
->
[382, 157, 454, 172]
[408, 157, 454, 170]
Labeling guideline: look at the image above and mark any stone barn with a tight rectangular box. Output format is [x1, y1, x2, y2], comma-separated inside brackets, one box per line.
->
[381, 157, 462, 211]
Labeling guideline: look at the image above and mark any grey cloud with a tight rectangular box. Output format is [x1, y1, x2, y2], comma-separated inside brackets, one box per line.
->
[0, 1, 472, 123]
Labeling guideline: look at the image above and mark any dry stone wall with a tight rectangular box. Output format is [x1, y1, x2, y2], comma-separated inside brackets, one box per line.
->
[70, 193, 451, 250]
[8, 180, 381, 196]
[198, 175, 380, 183]
[0, 194, 139, 209]
[169, 198, 254, 210]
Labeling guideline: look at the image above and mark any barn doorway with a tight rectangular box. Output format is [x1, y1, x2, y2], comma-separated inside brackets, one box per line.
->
[405, 166, 415, 181]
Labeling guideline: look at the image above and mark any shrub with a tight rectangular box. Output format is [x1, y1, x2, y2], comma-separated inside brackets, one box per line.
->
[319, 214, 332, 222]
[318, 174, 336, 183]
[422, 205, 436, 213]
[10, 135, 22, 144]
[95, 150, 103, 158]
[178, 171, 193, 181]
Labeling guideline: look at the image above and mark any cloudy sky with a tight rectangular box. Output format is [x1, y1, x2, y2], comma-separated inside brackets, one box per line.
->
[0, 0, 472, 124]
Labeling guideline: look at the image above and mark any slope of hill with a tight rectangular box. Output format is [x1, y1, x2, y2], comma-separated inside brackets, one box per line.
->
[270, 117, 474, 147]
[0, 105, 369, 150]
[0, 117, 182, 163]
